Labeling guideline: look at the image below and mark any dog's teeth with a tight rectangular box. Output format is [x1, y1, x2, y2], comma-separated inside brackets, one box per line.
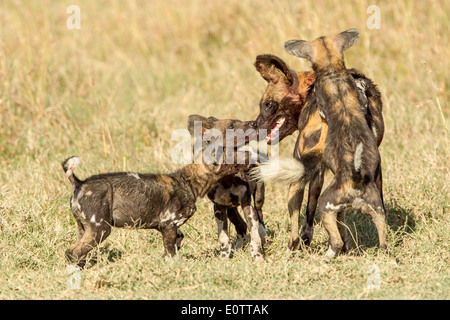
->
[276, 117, 285, 125]
[265, 119, 284, 143]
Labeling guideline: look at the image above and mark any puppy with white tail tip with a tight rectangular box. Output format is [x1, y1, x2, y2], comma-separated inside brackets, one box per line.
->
[61, 116, 254, 267]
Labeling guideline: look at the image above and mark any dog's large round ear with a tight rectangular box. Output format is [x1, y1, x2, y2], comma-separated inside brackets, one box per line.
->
[188, 114, 208, 136]
[188, 114, 219, 136]
[207, 116, 219, 123]
[254, 54, 295, 86]
[334, 28, 359, 53]
[284, 40, 314, 62]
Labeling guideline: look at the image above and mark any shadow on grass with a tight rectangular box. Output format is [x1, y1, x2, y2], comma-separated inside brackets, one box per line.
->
[76, 199, 416, 266]
[84, 244, 124, 268]
[181, 249, 219, 261]
[386, 198, 416, 237]
[343, 198, 416, 253]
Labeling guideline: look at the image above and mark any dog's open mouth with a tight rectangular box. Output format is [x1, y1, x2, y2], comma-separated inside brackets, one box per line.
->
[265, 117, 285, 143]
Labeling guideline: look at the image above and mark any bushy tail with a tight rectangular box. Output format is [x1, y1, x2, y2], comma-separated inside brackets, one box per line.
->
[249, 158, 306, 185]
[249, 155, 321, 186]
[62, 156, 82, 187]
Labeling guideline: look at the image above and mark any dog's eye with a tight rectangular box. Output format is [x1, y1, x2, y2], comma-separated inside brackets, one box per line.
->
[266, 100, 273, 109]
[228, 124, 234, 129]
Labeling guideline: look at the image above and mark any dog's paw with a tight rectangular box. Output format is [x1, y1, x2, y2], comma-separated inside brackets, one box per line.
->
[253, 254, 265, 263]
[352, 198, 366, 210]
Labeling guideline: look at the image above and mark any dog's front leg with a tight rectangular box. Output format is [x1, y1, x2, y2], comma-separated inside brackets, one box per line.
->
[214, 204, 232, 258]
[226, 207, 247, 250]
[253, 182, 267, 242]
[176, 229, 185, 251]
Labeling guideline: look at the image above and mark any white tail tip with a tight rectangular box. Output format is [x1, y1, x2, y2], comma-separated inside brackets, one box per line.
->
[65, 156, 81, 177]
[249, 158, 305, 185]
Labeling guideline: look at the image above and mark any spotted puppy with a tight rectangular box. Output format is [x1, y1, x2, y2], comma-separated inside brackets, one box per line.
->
[62, 118, 251, 266]
[188, 115, 266, 261]
[284, 28, 387, 258]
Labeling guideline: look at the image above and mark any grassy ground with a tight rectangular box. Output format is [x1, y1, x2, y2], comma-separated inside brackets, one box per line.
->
[0, 0, 448, 299]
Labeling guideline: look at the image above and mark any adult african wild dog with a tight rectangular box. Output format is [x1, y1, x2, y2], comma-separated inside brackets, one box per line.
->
[284, 28, 387, 258]
[62, 117, 253, 267]
[188, 115, 266, 261]
[251, 53, 383, 251]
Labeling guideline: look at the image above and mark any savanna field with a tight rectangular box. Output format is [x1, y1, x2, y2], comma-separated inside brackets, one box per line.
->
[0, 0, 448, 300]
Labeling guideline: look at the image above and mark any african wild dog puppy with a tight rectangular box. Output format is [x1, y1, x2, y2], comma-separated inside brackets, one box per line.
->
[62, 117, 252, 267]
[188, 115, 266, 261]
[207, 172, 266, 259]
[252, 54, 383, 251]
[284, 28, 387, 258]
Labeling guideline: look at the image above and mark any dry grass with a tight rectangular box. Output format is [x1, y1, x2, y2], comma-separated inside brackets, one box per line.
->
[0, 0, 448, 299]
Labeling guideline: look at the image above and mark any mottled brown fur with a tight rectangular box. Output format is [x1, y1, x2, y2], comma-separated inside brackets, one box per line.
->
[253, 53, 383, 250]
[254, 55, 315, 144]
[188, 115, 266, 260]
[285, 29, 387, 258]
[63, 117, 253, 266]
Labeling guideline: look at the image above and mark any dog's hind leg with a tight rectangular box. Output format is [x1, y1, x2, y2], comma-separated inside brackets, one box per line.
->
[375, 164, 386, 218]
[353, 182, 387, 250]
[287, 181, 305, 250]
[226, 207, 246, 250]
[336, 211, 350, 252]
[65, 220, 111, 266]
[321, 211, 344, 259]
[299, 171, 324, 248]
[317, 179, 350, 259]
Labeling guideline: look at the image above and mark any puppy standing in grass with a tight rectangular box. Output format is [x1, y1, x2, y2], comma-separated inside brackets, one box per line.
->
[188, 115, 266, 261]
[62, 116, 253, 266]
[284, 29, 387, 258]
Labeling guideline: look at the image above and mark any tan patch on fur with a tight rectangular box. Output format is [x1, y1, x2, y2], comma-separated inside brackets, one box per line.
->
[157, 175, 174, 201]
[311, 38, 329, 68]
[303, 113, 328, 156]
[342, 152, 354, 164]
[182, 163, 210, 182]
[262, 81, 291, 103]
[296, 71, 315, 99]
[343, 90, 361, 113]
[324, 81, 338, 96]
[298, 111, 323, 154]
[157, 175, 173, 185]
[309, 37, 346, 70]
